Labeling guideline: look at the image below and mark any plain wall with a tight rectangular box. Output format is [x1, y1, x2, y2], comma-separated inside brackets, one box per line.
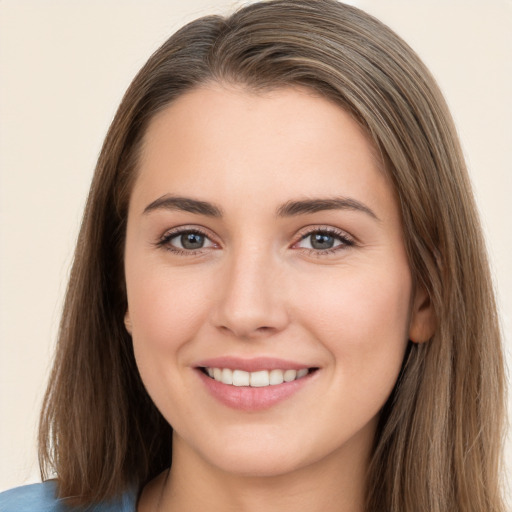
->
[1, 0, 511, 495]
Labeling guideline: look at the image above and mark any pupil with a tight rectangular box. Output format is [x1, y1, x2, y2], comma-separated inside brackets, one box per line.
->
[311, 233, 334, 250]
[181, 233, 204, 250]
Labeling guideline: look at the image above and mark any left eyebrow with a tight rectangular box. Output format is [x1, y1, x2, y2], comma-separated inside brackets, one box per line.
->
[276, 197, 379, 221]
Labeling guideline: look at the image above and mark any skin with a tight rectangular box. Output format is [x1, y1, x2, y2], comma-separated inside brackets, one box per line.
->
[124, 84, 434, 512]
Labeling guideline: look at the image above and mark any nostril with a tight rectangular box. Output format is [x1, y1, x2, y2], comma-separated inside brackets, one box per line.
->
[216, 323, 278, 339]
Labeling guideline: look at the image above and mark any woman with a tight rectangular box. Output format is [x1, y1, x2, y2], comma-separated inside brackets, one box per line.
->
[0, 0, 506, 511]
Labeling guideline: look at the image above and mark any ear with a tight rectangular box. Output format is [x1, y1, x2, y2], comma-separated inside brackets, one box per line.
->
[408, 285, 436, 343]
[124, 311, 133, 335]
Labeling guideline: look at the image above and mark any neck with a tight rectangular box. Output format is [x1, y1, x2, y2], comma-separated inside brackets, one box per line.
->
[146, 429, 372, 512]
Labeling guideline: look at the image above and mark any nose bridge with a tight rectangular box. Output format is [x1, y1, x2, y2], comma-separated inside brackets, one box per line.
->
[213, 240, 288, 338]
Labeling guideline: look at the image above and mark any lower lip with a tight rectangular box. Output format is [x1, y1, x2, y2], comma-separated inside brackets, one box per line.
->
[197, 369, 315, 411]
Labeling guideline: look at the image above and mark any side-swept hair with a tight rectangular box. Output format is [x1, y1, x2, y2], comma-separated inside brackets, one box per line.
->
[39, 1, 505, 510]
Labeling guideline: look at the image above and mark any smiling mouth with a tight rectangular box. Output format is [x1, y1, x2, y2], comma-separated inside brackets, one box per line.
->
[200, 367, 317, 387]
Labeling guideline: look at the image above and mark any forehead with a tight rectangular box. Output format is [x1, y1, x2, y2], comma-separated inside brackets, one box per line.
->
[131, 84, 396, 222]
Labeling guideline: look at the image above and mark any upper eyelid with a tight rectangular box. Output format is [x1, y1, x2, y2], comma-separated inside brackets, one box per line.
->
[160, 225, 215, 240]
[294, 225, 355, 241]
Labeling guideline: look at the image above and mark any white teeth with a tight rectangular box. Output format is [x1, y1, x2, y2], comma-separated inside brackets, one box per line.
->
[221, 368, 233, 385]
[205, 367, 311, 387]
[269, 369, 284, 385]
[283, 369, 297, 382]
[232, 370, 250, 387]
[250, 370, 269, 387]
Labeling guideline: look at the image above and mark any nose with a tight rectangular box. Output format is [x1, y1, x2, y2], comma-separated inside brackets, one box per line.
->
[211, 247, 290, 339]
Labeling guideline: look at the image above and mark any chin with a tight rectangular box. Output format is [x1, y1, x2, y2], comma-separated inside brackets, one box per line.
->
[174, 426, 315, 478]
[207, 447, 309, 478]
[185, 425, 351, 479]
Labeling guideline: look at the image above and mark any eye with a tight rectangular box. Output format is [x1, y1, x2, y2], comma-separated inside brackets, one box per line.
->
[295, 228, 354, 253]
[157, 228, 217, 253]
[171, 232, 209, 250]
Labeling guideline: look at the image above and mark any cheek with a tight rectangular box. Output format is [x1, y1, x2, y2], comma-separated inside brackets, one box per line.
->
[299, 268, 412, 435]
[125, 262, 216, 426]
[293, 263, 412, 375]
[125, 257, 212, 367]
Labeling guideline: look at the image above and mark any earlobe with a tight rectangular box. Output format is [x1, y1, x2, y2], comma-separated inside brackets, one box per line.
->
[408, 286, 436, 343]
[124, 311, 133, 335]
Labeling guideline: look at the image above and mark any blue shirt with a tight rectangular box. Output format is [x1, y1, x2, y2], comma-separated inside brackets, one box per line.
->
[0, 481, 137, 512]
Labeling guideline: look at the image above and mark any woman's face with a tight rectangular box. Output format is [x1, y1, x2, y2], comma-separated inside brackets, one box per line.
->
[124, 84, 430, 478]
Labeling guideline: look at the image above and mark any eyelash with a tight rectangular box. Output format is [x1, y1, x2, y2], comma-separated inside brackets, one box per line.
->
[294, 227, 355, 255]
[155, 227, 214, 256]
[155, 226, 355, 257]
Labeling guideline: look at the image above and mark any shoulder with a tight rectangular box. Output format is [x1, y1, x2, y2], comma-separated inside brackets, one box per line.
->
[0, 481, 63, 512]
[0, 481, 137, 512]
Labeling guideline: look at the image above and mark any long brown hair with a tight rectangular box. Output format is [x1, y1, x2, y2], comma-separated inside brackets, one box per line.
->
[39, 1, 506, 510]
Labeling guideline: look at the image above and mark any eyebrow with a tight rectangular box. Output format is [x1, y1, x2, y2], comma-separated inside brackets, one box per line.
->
[143, 194, 378, 220]
[143, 195, 223, 217]
[276, 197, 379, 220]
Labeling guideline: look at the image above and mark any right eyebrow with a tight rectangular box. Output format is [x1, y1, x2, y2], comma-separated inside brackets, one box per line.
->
[143, 195, 223, 217]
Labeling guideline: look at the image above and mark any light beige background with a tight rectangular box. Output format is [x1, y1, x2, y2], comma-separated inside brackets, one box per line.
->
[1, 0, 511, 496]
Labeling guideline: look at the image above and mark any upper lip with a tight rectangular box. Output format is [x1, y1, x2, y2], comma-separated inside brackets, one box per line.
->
[194, 356, 317, 373]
